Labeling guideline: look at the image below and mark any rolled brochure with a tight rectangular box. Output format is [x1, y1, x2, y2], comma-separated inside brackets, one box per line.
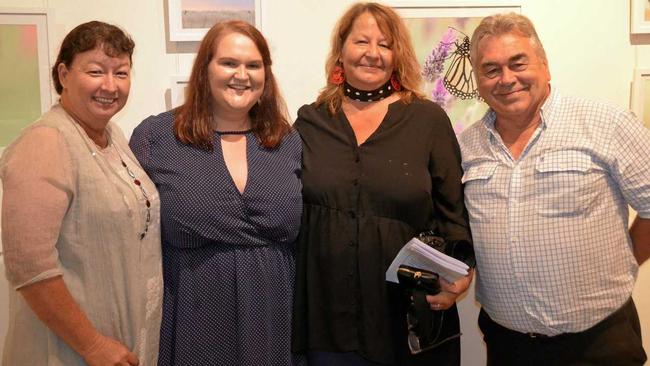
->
[386, 237, 469, 283]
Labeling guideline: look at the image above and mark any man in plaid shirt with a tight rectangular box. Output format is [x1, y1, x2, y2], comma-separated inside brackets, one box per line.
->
[459, 12, 650, 366]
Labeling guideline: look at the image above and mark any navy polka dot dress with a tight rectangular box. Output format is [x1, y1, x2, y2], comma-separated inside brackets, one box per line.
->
[129, 110, 303, 366]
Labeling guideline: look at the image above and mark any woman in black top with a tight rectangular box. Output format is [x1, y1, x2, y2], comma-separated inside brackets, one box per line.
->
[292, 3, 474, 366]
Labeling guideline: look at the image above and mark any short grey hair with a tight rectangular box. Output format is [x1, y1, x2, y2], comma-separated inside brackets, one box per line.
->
[470, 12, 547, 67]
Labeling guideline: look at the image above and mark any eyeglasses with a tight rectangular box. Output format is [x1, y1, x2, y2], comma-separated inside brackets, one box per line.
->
[407, 303, 444, 354]
[119, 156, 151, 240]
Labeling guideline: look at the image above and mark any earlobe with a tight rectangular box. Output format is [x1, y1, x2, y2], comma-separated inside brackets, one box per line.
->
[58, 63, 69, 89]
[541, 62, 551, 81]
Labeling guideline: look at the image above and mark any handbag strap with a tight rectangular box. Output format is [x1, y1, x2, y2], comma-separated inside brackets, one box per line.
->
[412, 289, 434, 339]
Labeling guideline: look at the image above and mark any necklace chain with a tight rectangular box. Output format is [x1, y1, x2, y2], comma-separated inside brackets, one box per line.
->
[114, 147, 151, 240]
[65, 106, 151, 240]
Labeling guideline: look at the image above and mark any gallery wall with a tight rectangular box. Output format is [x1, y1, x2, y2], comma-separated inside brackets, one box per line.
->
[0, 1, 649, 365]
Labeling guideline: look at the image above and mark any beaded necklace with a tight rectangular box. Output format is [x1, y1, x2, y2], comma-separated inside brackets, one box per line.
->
[113, 146, 151, 240]
[66, 108, 151, 240]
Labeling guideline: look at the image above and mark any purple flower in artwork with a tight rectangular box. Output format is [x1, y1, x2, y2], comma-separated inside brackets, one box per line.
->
[431, 77, 452, 110]
[453, 122, 465, 135]
[421, 28, 457, 82]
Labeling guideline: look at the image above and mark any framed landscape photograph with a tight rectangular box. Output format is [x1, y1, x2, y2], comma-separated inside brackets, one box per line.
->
[631, 0, 650, 34]
[168, 0, 262, 42]
[385, 1, 521, 134]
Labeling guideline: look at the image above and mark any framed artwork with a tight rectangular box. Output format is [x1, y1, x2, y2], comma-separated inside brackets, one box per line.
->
[631, 0, 650, 34]
[0, 13, 51, 148]
[385, 1, 521, 134]
[170, 75, 189, 109]
[168, 0, 262, 41]
[631, 68, 650, 129]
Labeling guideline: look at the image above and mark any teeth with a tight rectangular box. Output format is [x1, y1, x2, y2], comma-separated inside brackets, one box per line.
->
[229, 85, 249, 90]
[94, 97, 116, 104]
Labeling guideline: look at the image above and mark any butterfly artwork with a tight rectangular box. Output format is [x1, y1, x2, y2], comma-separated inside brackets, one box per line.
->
[442, 35, 479, 100]
[400, 14, 490, 134]
[422, 28, 479, 101]
[412, 22, 487, 135]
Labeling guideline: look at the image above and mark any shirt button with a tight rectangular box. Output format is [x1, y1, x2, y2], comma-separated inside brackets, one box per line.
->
[349, 241, 356, 247]
[349, 211, 356, 218]
[352, 179, 359, 186]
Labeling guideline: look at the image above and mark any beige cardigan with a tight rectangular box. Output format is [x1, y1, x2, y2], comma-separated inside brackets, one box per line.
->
[1, 105, 162, 365]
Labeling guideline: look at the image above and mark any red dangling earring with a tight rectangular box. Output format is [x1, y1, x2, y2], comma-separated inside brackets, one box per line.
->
[330, 65, 345, 85]
[390, 73, 402, 91]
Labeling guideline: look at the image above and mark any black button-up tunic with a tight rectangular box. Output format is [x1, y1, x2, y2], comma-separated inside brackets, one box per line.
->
[292, 98, 472, 365]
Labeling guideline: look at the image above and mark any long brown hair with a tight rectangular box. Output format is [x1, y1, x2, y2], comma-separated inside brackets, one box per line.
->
[174, 20, 290, 150]
[316, 2, 425, 115]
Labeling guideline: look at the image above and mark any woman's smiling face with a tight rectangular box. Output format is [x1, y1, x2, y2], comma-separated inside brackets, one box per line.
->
[208, 32, 265, 118]
[340, 12, 394, 91]
[58, 47, 131, 127]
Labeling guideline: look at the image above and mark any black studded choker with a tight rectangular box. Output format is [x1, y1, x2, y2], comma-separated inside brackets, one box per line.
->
[343, 80, 395, 102]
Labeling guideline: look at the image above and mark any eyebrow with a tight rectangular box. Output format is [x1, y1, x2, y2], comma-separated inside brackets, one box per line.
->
[216, 56, 262, 62]
[86, 61, 131, 69]
[480, 53, 529, 69]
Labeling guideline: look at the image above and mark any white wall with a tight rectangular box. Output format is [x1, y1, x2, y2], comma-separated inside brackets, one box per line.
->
[1, 0, 649, 365]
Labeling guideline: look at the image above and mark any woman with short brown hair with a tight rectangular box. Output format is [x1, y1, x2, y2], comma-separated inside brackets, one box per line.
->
[2, 21, 162, 366]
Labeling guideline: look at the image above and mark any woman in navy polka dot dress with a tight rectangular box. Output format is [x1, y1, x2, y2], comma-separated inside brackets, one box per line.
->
[130, 21, 303, 365]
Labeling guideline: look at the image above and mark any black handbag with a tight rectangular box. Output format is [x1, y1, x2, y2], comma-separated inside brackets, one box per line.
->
[417, 230, 476, 268]
[397, 231, 471, 354]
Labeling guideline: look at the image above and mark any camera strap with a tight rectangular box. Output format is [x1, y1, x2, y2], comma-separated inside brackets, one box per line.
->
[412, 289, 434, 339]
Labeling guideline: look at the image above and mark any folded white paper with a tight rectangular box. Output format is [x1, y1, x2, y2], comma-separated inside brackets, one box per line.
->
[386, 237, 469, 284]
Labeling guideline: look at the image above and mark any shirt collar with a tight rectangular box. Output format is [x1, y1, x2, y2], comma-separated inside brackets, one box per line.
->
[539, 85, 559, 128]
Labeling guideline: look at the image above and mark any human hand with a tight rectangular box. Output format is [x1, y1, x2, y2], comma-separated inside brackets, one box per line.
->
[81, 333, 139, 366]
[425, 269, 474, 311]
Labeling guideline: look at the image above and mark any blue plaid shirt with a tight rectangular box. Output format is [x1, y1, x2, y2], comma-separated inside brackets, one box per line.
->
[459, 88, 650, 335]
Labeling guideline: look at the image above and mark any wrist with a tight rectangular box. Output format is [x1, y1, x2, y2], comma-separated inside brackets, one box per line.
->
[77, 331, 104, 360]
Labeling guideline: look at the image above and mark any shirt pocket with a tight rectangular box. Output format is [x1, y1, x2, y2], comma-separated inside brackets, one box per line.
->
[462, 161, 499, 184]
[462, 161, 499, 223]
[534, 150, 598, 217]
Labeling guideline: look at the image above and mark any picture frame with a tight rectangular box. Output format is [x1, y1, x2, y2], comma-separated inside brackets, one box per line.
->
[631, 68, 650, 129]
[0, 12, 51, 149]
[383, 1, 521, 134]
[630, 0, 650, 34]
[168, 0, 263, 42]
[170, 75, 190, 109]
